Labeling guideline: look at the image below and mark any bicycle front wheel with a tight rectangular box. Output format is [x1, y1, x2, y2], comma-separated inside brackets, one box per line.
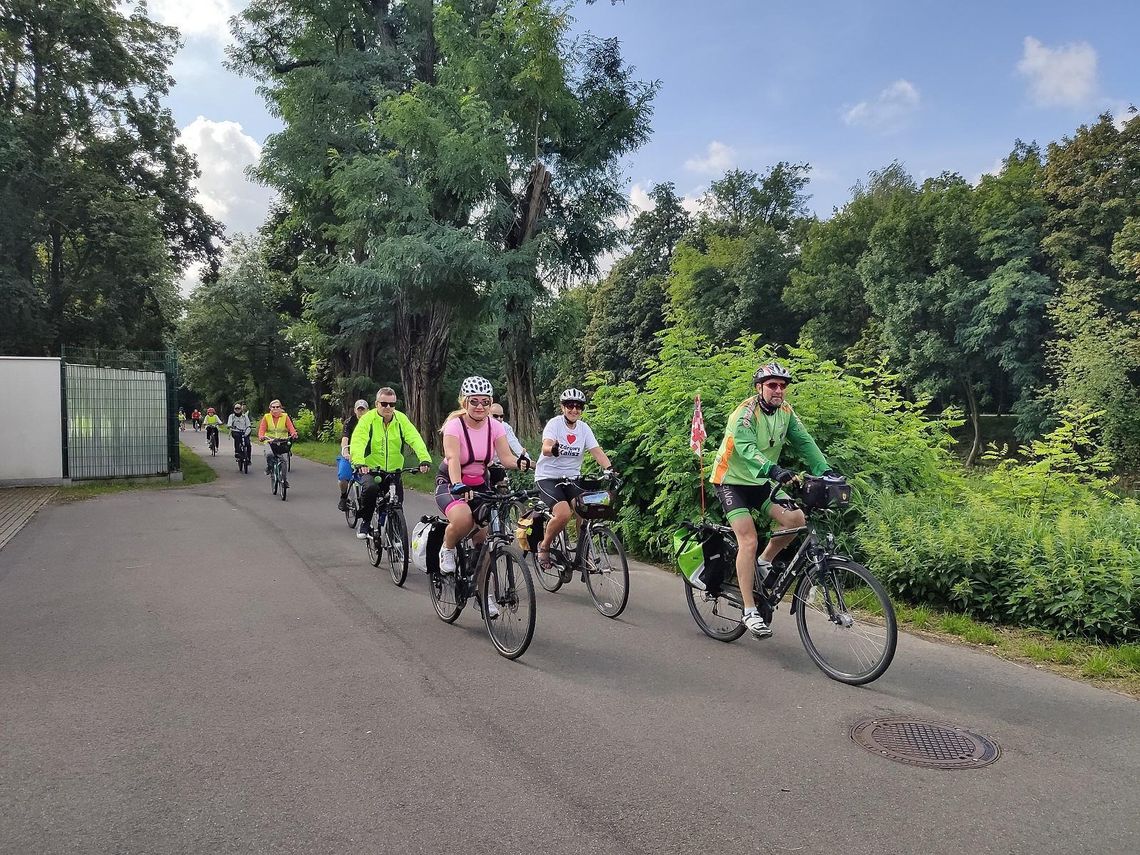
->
[794, 557, 897, 685]
[481, 544, 535, 659]
[271, 464, 279, 495]
[344, 491, 358, 527]
[386, 512, 409, 587]
[584, 526, 629, 618]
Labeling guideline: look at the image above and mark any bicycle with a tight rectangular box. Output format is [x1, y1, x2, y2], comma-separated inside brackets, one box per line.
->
[207, 425, 220, 456]
[359, 467, 421, 587]
[523, 472, 629, 619]
[675, 475, 897, 685]
[264, 438, 293, 501]
[423, 482, 536, 659]
[230, 429, 252, 474]
[343, 472, 363, 527]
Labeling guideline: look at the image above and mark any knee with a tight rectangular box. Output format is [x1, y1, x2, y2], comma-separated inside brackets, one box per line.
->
[552, 502, 572, 523]
[735, 526, 758, 551]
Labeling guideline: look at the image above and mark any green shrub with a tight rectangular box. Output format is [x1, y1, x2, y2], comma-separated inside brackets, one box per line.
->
[293, 406, 316, 441]
[317, 418, 343, 443]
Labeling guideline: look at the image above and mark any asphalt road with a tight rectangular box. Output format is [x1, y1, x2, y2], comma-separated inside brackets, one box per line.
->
[1, 434, 1137, 854]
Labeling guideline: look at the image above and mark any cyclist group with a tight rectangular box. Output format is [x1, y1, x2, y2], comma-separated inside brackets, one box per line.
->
[207, 358, 836, 642]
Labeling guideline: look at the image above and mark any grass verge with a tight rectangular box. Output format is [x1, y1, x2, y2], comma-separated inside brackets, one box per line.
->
[53, 442, 217, 503]
[290, 439, 439, 492]
[893, 602, 1140, 697]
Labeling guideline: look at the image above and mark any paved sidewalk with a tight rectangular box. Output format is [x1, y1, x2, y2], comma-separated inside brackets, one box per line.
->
[0, 487, 55, 553]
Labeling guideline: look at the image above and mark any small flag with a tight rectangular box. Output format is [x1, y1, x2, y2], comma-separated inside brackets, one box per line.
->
[690, 394, 706, 455]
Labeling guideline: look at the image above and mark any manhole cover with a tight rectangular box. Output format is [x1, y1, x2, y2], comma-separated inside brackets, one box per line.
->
[850, 717, 1000, 770]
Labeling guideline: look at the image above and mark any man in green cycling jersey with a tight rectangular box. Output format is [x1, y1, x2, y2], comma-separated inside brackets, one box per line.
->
[710, 362, 837, 638]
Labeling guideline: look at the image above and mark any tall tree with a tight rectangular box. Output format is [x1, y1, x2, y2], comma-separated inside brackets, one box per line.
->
[583, 182, 692, 383]
[784, 162, 917, 360]
[0, 0, 221, 354]
[1041, 114, 1140, 463]
[177, 237, 305, 413]
[667, 164, 811, 347]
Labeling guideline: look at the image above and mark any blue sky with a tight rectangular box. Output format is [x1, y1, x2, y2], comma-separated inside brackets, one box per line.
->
[155, 0, 1138, 247]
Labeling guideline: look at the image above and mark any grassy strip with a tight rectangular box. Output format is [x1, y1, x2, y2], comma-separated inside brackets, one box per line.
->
[54, 442, 217, 503]
[290, 440, 440, 492]
[894, 602, 1140, 697]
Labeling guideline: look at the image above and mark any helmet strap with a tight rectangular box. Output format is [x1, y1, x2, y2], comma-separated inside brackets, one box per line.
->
[756, 392, 778, 415]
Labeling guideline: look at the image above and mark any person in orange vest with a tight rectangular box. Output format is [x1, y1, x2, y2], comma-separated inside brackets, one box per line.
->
[257, 399, 299, 474]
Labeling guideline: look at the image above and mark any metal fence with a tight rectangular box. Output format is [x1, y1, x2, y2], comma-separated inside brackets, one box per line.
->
[61, 349, 180, 479]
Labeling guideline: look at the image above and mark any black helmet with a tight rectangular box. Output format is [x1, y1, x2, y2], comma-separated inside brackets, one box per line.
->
[753, 362, 793, 386]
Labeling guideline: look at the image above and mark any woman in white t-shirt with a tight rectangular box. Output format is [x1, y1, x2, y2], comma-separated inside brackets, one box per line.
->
[534, 387, 615, 570]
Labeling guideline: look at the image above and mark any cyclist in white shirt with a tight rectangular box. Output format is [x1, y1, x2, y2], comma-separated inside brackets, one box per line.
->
[533, 388, 615, 570]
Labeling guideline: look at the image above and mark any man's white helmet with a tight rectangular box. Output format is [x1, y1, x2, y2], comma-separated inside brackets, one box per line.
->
[559, 387, 587, 404]
[460, 376, 494, 397]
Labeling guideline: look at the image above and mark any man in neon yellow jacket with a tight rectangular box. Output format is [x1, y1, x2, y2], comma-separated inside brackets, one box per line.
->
[350, 387, 432, 539]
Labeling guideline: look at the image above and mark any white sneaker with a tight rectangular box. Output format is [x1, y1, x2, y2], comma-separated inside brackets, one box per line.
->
[485, 595, 500, 619]
[438, 547, 457, 575]
[743, 610, 773, 639]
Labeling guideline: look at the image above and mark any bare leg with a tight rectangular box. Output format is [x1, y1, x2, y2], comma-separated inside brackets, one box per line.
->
[728, 513, 760, 611]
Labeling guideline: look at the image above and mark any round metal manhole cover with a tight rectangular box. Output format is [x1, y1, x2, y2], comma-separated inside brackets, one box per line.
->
[850, 717, 1000, 770]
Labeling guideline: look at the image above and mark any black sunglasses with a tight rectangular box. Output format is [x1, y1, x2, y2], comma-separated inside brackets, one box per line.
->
[561, 402, 585, 410]
[377, 401, 398, 408]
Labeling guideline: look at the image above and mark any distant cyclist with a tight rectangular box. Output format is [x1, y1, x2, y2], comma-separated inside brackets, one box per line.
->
[533, 388, 615, 571]
[203, 407, 222, 449]
[489, 402, 527, 463]
[190, 408, 202, 431]
[350, 388, 432, 540]
[227, 403, 252, 462]
[338, 399, 370, 512]
[710, 362, 837, 639]
[257, 400, 298, 473]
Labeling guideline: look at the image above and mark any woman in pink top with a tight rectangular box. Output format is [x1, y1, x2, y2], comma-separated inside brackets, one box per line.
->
[436, 376, 531, 579]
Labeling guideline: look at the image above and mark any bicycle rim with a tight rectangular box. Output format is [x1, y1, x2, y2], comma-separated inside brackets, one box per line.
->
[684, 582, 746, 642]
[386, 513, 409, 587]
[585, 527, 630, 618]
[429, 569, 463, 623]
[795, 557, 897, 685]
[482, 545, 535, 659]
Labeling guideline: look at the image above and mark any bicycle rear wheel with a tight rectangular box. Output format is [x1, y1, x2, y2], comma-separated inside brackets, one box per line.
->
[481, 544, 535, 659]
[584, 526, 629, 618]
[684, 582, 747, 642]
[429, 568, 464, 623]
[794, 557, 897, 685]
[385, 511, 409, 587]
[532, 529, 564, 593]
[344, 487, 358, 527]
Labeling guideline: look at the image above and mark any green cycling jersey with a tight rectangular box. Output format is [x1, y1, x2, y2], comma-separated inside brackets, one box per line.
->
[710, 396, 829, 485]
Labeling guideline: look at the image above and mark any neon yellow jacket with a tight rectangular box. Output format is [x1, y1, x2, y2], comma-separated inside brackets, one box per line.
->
[350, 409, 430, 470]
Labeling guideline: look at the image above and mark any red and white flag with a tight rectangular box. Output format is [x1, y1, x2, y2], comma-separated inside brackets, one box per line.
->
[690, 394, 706, 455]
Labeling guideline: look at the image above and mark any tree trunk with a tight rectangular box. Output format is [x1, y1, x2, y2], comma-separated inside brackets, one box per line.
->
[963, 379, 982, 467]
[499, 293, 541, 438]
[395, 294, 452, 451]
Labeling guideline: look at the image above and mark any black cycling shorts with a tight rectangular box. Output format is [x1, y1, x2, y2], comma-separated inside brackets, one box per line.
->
[715, 482, 773, 522]
[537, 478, 584, 509]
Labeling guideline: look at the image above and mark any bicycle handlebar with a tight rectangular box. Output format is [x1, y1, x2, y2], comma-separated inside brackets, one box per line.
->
[359, 466, 424, 475]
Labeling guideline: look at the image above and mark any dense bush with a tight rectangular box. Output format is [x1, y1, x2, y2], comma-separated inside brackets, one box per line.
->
[857, 408, 1139, 641]
[588, 327, 954, 558]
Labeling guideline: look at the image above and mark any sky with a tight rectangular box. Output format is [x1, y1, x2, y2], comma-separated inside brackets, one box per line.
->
[153, 0, 1139, 270]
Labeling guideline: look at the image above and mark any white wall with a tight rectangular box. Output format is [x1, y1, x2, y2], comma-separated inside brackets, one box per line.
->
[0, 357, 63, 480]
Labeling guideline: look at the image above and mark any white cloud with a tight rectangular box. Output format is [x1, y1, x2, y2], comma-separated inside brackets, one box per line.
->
[684, 140, 737, 174]
[629, 183, 654, 213]
[178, 116, 274, 238]
[1017, 36, 1098, 108]
[149, 0, 239, 44]
[842, 79, 920, 131]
